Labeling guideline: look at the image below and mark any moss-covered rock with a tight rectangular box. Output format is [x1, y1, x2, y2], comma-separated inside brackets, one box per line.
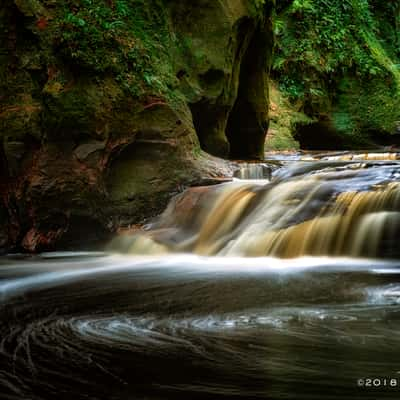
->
[170, 0, 273, 158]
[265, 82, 304, 151]
[0, 0, 273, 251]
[272, 0, 400, 149]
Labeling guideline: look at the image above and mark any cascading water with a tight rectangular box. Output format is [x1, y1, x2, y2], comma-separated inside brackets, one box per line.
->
[113, 154, 400, 259]
[233, 162, 273, 180]
[1, 152, 400, 400]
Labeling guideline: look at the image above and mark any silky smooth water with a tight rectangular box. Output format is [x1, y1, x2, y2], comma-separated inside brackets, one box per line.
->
[113, 154, 400, 258]
[1, 153, 400, 400]
[1, 254, 400, 399]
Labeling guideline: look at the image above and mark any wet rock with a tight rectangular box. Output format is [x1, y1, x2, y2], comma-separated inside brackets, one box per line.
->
[74, 141, 105, 162]
[0, 0, 273, 252]
[177, 1, 273, 158]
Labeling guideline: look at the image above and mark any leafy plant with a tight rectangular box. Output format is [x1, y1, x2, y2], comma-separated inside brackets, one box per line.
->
[272, 0, 400, 138]
[53, 0, 178, 99]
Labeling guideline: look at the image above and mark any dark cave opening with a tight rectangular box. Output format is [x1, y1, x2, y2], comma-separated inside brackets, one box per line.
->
[190, 19, 271, 161]
[226, 24, 271, 160]
[190, 100, 231, 158]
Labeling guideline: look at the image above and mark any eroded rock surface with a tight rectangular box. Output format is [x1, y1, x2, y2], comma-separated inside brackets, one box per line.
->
[0, 0, 273, 251]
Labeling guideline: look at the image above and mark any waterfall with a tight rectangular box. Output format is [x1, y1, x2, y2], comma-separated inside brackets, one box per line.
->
[233, 163, 272, 180]
[2, 152, 400, 400]
[111, 155, 400, 258]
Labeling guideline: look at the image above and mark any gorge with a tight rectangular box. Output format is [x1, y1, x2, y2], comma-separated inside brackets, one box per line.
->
[1, 1, 400, 399]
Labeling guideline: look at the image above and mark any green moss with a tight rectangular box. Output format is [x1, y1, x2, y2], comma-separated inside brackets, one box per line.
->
[47, 0, 180, 100]
[334, 77, 400, 136]
[43, 79, 100, 138]
[273, 0, 400, 141]
[265, 83, 309, 150]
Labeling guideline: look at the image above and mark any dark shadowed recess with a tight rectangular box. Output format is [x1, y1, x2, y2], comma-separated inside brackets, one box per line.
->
[294, 121, 350, 151]
[226, 22, 271, 160]
[295, 120, 400, 151]
[190, 100, 231, 159]
[191, 17, 272, 160]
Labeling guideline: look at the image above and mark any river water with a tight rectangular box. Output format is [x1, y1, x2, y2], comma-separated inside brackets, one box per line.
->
[1, 153, 400, 399]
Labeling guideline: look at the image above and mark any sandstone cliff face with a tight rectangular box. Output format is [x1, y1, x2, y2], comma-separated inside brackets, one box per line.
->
[0, 0, 273, 252]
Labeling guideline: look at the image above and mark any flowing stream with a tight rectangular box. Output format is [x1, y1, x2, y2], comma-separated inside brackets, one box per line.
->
[1, 152, 400, 399]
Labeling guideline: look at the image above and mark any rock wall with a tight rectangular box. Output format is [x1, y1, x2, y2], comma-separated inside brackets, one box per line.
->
[0, 0, 273, 252]
[270, 1, 400, 150]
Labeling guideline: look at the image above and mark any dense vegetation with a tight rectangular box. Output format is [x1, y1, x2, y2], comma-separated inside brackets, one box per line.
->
[41, 0, 267, 100]
[271, 0, 400, 148]
[40, 0, 181, 100]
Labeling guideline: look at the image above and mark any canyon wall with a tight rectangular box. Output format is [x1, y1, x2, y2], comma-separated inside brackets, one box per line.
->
[0, 0, 273, 251]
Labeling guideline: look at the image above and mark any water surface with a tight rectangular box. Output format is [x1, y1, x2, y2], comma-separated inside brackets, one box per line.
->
[2, 152, 400, 399]
[1, 253, 400, 399]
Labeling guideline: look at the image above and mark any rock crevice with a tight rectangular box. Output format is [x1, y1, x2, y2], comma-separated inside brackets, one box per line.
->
[0, 0, 273, 252]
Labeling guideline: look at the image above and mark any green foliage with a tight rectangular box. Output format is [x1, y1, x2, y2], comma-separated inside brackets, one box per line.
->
[274, 0, 387, 75]
[273, 0, 400, 138]
[250, 0, 273, 18]
[278, 76, 304, 100]
[52, 0, 178, 99]
[253, 0, 266, 11]
[334, 77, 400, 135]
[266, 83, 312, 150]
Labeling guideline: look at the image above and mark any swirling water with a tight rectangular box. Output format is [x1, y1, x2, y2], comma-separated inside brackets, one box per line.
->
[1, 254, 400, 399]
[2, 153, 400, 399]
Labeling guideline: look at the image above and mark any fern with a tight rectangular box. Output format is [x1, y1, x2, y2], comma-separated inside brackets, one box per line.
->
[272, 0, 400, 137]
